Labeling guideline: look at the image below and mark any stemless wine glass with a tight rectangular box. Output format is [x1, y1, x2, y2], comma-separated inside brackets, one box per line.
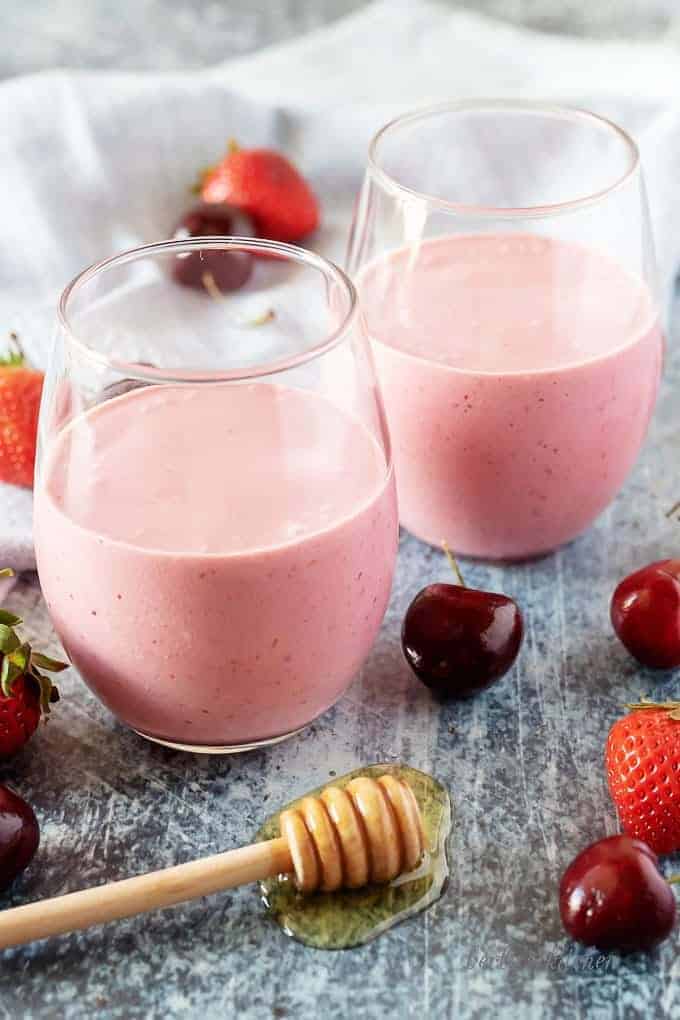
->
[347, 100, 663, 559]
[34, 238, 397, 753]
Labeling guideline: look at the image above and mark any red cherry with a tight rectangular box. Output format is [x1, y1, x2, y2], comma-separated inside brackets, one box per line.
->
[401, 551, 523, 698]
[0, 785, 39, 892]
[559, 835, 676, 952]
[611, 559, 680, 668]
[170, 202, 255, 293]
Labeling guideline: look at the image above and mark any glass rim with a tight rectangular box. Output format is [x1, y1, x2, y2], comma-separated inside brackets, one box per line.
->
[58, 236, 358, 383]
[367, 99, 641, 220]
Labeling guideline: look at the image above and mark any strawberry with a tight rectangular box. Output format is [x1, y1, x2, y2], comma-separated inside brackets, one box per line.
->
[0, 571, 67, 757]
[606, 701, 680, 854]
[0, 341, 44, 488]
[201, 141, 319, 243]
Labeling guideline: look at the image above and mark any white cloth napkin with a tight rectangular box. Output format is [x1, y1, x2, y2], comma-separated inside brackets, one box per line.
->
[2, 0, 680, 571]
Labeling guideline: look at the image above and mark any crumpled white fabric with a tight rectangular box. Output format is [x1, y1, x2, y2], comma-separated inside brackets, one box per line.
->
[1, 0, 679, 570]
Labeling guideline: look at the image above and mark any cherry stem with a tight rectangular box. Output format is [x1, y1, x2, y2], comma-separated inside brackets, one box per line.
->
[0, 568, 14, 579]
[442, 541, 466, 588]
[227, 138, 240, 155]
[201, 271, 224, 301]
[246, 308, 275, 327]
[667, 875, 680, 885]
[200, 275, 276, 327]
[666, 500, 680, 521]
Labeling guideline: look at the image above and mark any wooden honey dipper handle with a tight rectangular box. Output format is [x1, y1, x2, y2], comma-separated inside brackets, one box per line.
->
[0, 838, 294, 950]
[0, 775, 424, 950]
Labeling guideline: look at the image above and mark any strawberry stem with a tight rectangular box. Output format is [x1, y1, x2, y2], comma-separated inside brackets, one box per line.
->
[1, 333, 26, 368]
[191, 164, 216, 196]
[442, 541, 466, 588]
[624, 700, 680, 721]
[624, 701, 680, 711]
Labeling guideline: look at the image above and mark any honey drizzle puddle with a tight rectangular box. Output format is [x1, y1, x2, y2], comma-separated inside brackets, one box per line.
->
[255, 763, 452, 949]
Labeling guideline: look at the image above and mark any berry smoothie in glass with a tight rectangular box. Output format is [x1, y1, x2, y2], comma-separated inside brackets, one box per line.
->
[348, 101, 663, 559]
[34, 239, 398, 752]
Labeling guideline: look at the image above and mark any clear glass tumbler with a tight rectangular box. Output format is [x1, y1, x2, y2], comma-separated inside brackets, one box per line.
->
[34, 238, 397, 752]
[347, 100, 663, 559]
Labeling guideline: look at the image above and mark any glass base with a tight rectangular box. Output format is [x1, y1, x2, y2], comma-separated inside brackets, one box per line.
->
[134, 723, 309, 755]
[401, 520, 571, 564]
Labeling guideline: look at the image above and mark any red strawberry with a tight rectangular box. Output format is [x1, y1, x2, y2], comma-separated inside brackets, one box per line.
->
[0, 342, 44, 488]
[201, 141, 319, 243]
[0, 677, 44, 758]
[0, 578, 66, 758]
[606, 701, 680, 854]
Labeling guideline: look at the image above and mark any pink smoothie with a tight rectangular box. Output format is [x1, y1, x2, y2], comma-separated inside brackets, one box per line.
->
[34, 383, 397, 748]
[358, 234, 663, 559]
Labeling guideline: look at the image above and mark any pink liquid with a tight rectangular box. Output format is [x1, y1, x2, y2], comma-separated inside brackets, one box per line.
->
[35, 384, 397, 748]
[358, 234, 663, 558]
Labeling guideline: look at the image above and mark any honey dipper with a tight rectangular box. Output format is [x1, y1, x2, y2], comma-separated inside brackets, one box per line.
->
[0, 774, 425, 949]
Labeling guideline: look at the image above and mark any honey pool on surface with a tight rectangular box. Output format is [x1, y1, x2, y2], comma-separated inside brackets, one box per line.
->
[255, 763, 452, 950]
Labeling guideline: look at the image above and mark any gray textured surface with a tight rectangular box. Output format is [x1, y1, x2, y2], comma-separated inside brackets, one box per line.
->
[2, 2, 680, 1019]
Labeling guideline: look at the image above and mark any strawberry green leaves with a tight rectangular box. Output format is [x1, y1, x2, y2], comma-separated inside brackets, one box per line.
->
[32, 653, 68, 673]
[0, 576, 67, 717]
[1, 642, 30, 697]
[0, 624, 20, 655]
[0, 609, 22, 627]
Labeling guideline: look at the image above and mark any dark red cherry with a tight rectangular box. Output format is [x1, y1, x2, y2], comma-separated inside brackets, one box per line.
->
[170, 202, 256, 293]
[0, 785, 39, 892]
[611, 559, 680, 669]
[401, 580, 523, 698]
[559, 835, 676, 952]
